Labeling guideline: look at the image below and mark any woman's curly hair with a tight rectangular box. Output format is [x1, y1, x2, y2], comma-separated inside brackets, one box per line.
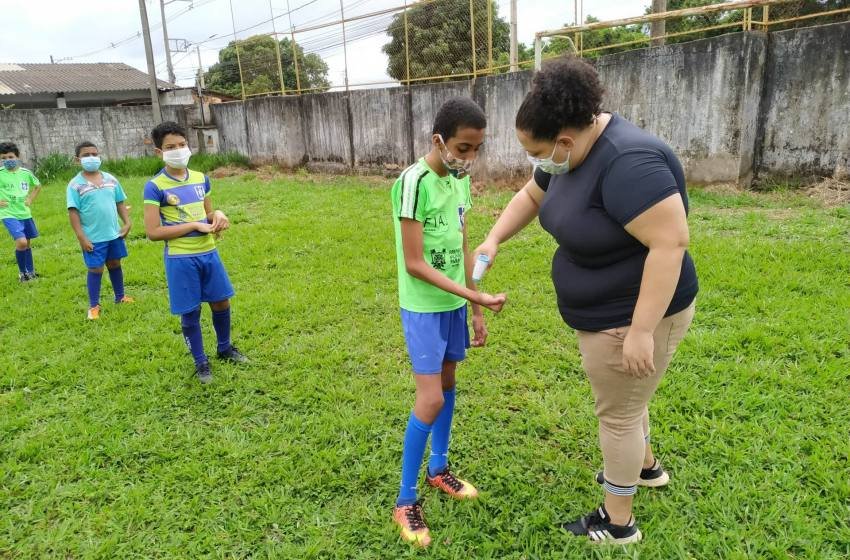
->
[515, 56, 604, 140]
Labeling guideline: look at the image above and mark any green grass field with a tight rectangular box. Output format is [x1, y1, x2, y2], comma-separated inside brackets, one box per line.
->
[1, 173, 848, 559]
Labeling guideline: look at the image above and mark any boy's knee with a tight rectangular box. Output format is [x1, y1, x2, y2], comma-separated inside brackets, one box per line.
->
[209, 299, 230, 312]
[106, 260, 120, 270]
[181, 308, 202, 327]
[14, 239, 27, 251]
[89, 267, 104, 275]
[418, 393, 445, 419]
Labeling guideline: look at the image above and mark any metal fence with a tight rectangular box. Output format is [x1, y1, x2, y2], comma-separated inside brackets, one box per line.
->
[534, 0, 850, 67]
[205, 0, 850, 99]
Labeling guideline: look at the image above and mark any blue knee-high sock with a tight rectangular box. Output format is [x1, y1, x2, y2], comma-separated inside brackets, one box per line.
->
[14, 250, 26, 274]
[181, 308, 207, 365]
[108, 266, 125, 301]
[24, 248, 34, 273]
[428, 387, 456, 477]
[87, 271, 103, 307]
[396, 412, 433, 506]
[211, 308, 232, 353]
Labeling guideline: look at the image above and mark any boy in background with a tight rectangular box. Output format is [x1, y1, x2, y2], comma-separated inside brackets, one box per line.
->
[67, 141, 134, 319]
[0, 142, 42, 282]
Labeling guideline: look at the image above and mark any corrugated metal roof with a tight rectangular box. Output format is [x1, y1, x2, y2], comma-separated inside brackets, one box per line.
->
[0, 63, 175, 96]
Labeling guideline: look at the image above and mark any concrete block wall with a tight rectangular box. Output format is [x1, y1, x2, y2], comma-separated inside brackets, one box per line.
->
[756, 21, 850, 179]
[597, 32, 769, 185]
[1, 21, 847, 183]
[244, 96, 304, 168]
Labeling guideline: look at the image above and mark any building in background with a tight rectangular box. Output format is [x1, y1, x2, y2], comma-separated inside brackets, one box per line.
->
[0, 63, 175, 109]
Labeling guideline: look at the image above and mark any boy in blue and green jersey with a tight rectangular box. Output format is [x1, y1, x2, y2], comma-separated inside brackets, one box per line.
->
[67, 141, 134, 320]
[390, 98, 507, 548]
[143, 121, 247, 384]
[0, 142, 42, 282]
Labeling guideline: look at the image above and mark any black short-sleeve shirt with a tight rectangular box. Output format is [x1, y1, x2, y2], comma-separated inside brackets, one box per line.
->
[535, 113, 698, 331]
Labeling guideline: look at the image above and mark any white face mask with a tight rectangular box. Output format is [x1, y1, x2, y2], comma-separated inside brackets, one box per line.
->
[162, 147, 192, 169]
[527, 141, 570, 175]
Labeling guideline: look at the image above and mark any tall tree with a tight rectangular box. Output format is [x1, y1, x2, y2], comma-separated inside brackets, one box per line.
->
[383, 0, 510, 83]
[204, 35, 330, 97]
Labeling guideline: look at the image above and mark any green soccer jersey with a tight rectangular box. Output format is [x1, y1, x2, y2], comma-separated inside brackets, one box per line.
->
[0, 167, 40, 220]
[392, 158, 472, 313]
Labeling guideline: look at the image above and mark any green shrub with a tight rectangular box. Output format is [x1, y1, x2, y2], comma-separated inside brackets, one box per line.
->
[37, 151, 252, 184]
[33, 153, 76, 184]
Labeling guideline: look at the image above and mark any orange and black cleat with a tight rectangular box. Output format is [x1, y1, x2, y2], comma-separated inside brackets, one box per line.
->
[393, 501, 431, 548]
[426, 467, 479, 500]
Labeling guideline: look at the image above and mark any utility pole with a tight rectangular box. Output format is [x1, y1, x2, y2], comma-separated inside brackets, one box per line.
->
[339, 0, 350, 92]
[269, 0, 286, 94]
[651, 0, 667, 46]
[509, 0, 517, 72]
[196, 45, 206, 126]
[159, 0, 176, 84]
[138, 0, 163, 124]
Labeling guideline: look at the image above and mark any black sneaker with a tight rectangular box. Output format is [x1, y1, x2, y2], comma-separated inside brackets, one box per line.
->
[19, 272, 29, 283]
[563, 505, 642, 544]
[217, 345, 248, 364]
[195, 361, 212, 384]
[27, 271, 38, 280]
[595, 459, 670, 488]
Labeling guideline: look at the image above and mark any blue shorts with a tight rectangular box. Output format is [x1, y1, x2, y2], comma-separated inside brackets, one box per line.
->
[3, 218, 38, 241]
[83, 238, 128, 268]
[165, 250, 235, 315]
[401, 306, 470, 374]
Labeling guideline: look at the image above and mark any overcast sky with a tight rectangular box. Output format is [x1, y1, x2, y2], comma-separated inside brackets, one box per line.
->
[6, 0, 650, 89]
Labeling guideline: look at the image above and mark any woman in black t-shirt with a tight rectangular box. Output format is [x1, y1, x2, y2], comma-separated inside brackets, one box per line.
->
[475, 56, 698, 545]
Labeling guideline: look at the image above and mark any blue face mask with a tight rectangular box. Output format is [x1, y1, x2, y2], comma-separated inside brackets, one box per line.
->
[2, 159, 18, 170]
[80, 156, 102, 172]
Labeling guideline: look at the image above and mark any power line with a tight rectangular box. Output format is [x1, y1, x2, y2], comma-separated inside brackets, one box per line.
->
[58, 0, 220, 61]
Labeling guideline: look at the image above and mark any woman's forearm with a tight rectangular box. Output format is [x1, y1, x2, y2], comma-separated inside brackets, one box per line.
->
[630, 247, 685, 334]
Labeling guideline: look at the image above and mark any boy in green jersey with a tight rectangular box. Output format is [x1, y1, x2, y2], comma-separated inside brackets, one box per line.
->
[390, 97, 506, 547]
[0, 142, 42, 282]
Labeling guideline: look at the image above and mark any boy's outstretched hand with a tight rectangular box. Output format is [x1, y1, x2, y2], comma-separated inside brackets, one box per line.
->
[477, 292, 507, 313]
[471, 314, 488, 347]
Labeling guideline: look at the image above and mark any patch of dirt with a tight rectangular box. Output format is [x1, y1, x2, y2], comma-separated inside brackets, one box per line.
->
[694, 182, 742, 195]
[209, 165, 250, 179]
[804, 177, 850, 207]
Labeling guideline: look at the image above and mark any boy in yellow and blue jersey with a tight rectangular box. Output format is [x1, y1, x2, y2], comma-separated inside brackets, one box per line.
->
[68, 141, 134, 320]
[390, 98, 506, 547]
[143, 122, 247, 384]
[0, 142, 42, 282]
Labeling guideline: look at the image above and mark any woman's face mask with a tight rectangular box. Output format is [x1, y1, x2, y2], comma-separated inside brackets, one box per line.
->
[436, 134, 475, 178]
[527, 139, 571, 175]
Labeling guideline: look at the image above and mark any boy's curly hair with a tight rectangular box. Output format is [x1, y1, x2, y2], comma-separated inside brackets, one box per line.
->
[515, 56, 604, 140]
[151, 121, 188, 149]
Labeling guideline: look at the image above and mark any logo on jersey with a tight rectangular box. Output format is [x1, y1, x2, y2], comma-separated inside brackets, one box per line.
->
[20, 182, 29, 193]
[166, 193, 180, 206]
[430, 248, 447, 271]
[194, 185, 205, 200]
[458, 205, 466, 231]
